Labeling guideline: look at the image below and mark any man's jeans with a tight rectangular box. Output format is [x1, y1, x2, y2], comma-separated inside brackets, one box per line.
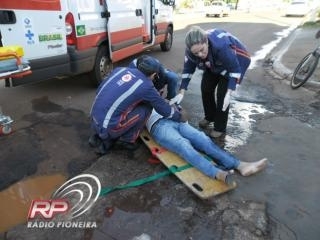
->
[164, 70, 179, 100]
[150, 119, 240, 178]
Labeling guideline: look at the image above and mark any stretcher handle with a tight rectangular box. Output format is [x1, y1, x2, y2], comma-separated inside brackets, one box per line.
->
[0, 51, 22, 68]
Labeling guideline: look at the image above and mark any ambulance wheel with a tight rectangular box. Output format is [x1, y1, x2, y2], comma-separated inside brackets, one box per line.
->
[90, 45, 113, 87]
[160, 26, 173, 52]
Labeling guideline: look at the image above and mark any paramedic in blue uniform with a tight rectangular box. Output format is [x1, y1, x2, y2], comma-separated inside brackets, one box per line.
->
[89, 55, 185, 155]
[129, 56, 179, 100]
[170, 26, 251, 138]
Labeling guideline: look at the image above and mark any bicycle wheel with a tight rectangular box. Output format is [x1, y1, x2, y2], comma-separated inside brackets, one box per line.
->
[291, 52, 319, 89]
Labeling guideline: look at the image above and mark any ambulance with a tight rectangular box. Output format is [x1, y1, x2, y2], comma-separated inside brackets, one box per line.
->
[0, 0, 175, 86]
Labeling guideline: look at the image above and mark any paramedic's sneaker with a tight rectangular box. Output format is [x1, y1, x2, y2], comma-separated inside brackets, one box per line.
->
[91, 137, 114, 156]
[237, 158, 268, 176]
[116, 140, 140, 151]
[199, 119, 214, 129]
[88, 134, 102, 148]
[95, 142, 108, 156]
[209, 130, 224, 138]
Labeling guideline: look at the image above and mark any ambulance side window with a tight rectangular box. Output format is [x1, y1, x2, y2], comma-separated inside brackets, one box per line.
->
[0, 10, 16, 24]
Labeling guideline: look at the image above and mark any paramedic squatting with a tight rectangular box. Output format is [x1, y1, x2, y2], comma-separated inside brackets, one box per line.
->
[89, 55, 187, 155]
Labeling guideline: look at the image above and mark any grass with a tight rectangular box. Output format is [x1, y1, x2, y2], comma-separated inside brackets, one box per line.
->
[303, 21, 320, 27]
[302, 10, 320, 27]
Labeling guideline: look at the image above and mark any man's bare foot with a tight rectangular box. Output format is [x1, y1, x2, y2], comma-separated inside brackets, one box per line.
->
[237, 158, 268, 176]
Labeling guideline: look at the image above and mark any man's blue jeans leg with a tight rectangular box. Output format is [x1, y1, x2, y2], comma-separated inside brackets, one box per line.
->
[178, 122, 240, 170]
[164, 70, 179, 99]
[151, 120, 240, 178]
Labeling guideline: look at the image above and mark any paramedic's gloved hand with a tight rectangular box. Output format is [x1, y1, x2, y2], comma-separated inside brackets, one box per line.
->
[222, 89, 233, 111]
[169, 92, 184, 105]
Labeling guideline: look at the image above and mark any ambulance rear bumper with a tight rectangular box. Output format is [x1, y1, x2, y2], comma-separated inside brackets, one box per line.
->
[10, 54, 70, 86]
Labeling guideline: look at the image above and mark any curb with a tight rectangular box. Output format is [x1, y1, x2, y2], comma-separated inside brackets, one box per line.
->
[268, 9, 320, 88]
[271, 27, 299, 79]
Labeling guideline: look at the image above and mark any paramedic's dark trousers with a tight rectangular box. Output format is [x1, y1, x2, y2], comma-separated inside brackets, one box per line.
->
[201, 71, 229, 132]
[104, 104, 152, 146]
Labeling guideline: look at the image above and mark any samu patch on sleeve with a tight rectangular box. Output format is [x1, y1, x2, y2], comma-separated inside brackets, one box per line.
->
[117, 73, 132, 86]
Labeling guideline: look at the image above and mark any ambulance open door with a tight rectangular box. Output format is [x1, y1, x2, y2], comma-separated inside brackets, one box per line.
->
[105, 0, 145, 62]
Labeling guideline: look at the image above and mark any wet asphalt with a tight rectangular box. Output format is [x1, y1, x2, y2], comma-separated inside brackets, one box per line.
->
[1, 10, 320, 240]
[2, 63, 320, 239]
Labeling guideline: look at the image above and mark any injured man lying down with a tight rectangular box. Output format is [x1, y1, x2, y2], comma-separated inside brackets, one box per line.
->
[146, 108, 267, 184]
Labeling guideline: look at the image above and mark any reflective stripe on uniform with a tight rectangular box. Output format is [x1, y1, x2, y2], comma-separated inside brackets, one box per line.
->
[181, 73, 192, 79]
[90, 68, 127, 115]
[220, 70, 227, 76]
[229, 72, 241, 79]
[103, 79, 144, 128]
[168, 106, 175, 119]
[96, 68, 126, 97]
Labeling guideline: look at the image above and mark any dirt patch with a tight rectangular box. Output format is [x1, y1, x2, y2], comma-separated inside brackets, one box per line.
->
[0, 105, 98, 191]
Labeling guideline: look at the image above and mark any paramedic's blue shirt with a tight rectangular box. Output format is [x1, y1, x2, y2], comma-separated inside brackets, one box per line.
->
[90, 67, 181, 132]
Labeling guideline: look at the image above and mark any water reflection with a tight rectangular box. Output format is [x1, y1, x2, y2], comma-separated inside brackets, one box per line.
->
[224, 101, 273, 152]
[0, 174, 66, 233]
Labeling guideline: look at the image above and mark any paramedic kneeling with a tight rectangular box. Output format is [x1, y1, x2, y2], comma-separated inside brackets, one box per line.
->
[89, 55, 184, 155]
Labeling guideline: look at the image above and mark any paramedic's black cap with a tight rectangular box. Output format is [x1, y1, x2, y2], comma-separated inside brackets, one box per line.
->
[136, 55, 161, 76]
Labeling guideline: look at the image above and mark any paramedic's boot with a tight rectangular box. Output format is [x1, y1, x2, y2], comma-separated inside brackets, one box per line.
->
[95, 142, 108, 156]
[88, 134, 101, 148]
[237, 158, 268, 176]
[199, 119, 214, 129]
[95, 139, 116, 156]
[116, 140, 140, 151]
[209, 130, 224, 138]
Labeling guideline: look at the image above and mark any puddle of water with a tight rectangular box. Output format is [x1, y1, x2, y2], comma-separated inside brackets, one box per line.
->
[224, 101, 273, 152]
[0, 174, 66, 233]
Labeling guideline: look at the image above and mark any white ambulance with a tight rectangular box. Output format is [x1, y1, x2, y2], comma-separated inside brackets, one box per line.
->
[0, 0, 175, 86]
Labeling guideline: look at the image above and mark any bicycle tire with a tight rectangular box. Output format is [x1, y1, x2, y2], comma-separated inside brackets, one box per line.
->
[291, 52, 319, 89]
